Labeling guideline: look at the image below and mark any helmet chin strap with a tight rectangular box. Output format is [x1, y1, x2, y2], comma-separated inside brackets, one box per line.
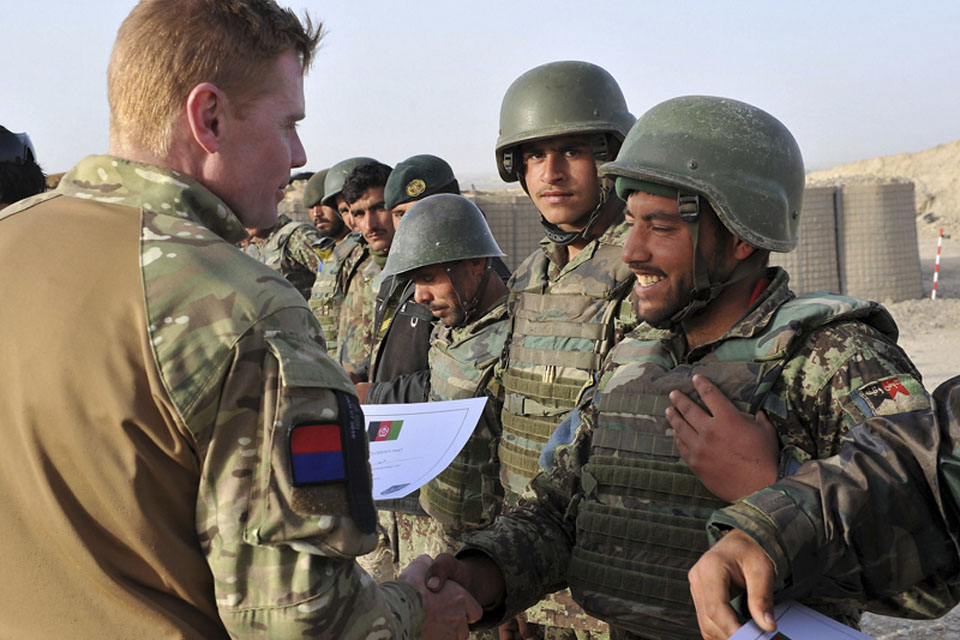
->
[443, 259, 493, 326]
[538, 184, 611, 246]
[649, 194, 766, 330]
[520, 134, 616, 247]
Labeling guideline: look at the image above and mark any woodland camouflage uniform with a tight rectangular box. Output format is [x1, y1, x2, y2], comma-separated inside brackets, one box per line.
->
[243, 212, 333, 300]
[462, 269, 931, 639]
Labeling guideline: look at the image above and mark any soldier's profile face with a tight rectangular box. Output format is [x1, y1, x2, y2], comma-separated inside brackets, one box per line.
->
[622, 191, 734, 325]
[208, 52, 307, 229]
[412, 262, 472, 327]
[521, 134, 602, 230]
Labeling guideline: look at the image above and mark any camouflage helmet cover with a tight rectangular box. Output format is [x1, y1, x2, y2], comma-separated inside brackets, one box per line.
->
[380, 194, 505, 278]
[321, 156, 377, 208]
[302, 168, 329, 209]
[495, 60, 635, 182]
[384, 154, 458, 211]
[599, 95, 804, 252]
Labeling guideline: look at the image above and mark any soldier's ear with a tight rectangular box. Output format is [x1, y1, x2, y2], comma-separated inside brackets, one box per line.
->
[185, 82, 226, 154]
[732, 238, 758, 261]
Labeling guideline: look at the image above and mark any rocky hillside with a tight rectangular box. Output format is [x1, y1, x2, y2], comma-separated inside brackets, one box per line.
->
[807, 139, 960, 239]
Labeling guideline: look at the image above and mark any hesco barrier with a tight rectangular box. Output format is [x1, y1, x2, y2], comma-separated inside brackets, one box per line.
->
[838, 182, 923, 302]
[299, 182, 922, 302]
[464, 190, 543, 272]
[771, 186, 841, 294]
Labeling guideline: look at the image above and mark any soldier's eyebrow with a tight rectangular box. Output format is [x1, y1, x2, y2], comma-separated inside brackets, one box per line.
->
[640, 211, 680, 223]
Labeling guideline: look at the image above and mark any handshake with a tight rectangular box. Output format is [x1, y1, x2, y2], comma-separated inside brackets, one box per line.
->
[397, 552, 507, 640]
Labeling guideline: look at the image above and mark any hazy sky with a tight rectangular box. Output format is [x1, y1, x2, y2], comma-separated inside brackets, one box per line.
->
[4, 1, 959, 184]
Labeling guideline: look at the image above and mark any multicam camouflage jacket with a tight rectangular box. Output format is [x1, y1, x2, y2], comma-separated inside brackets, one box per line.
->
[243, 213, 334, 300]
[10, 155, 423, 639]
[462, 268, 936, 637]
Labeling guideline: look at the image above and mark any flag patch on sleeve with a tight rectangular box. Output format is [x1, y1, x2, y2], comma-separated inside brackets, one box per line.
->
[367, 420, 403, 442]
[852, 375, 930, 417]
[290, 423, 345, 484]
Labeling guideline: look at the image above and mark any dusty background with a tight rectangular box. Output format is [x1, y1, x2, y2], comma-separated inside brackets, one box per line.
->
[807, 142, 960, 638]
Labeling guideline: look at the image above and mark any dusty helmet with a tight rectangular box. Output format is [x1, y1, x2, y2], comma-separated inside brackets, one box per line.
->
[495, 61, 634, 183]
[302, 168, 329, 209]
[321, 156, 377, 208]
[380, 194, 505, 278]
[599, 95, 804, 252]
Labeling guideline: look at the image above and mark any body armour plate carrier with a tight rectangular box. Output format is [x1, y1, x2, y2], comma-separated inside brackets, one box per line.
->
[419, 304, 510, 530]
[565, 292, 893, 639]
[499, 228, 635, 498]
[310, 234, 362, 358]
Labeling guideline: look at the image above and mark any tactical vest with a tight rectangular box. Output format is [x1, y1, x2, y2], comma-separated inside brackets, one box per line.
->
[418, 302, 510, 529]
[499, 227, 635, 497]
[565, 293, 892, 639]
[309, 234, 362, 358]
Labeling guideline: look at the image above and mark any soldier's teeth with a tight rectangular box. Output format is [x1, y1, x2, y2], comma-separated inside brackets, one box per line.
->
[637, 274, 664, 287]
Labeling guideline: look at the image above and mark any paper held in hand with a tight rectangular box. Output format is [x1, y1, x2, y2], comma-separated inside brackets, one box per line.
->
[362, 397, 488, 499]
[730, 601, 875, 640]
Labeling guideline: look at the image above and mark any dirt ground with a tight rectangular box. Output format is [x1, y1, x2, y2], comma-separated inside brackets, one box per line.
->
[835, 226, 960, 639]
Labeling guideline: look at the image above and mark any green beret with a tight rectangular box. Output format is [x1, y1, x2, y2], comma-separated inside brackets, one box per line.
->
[384, 154, 458, 211]
[303, 168, 329, 208]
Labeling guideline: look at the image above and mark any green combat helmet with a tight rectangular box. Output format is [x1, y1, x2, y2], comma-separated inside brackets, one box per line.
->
[383, 154, 459, 211]
[495, 60, 635, 244]
[600, 95, 805, 326]
[381, 194, 505, 322]
[302, 168, 329, 209]
[321, 156, 377, 208]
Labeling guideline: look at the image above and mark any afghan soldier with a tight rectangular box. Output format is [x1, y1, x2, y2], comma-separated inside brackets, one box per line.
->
[424, 95, 935, 640]
[368, 154, 456, 386]
[309, 156, 376, 359]
[0, 125, 45, 209]
[362, 194, 510, 570]
[494, 60, 639, 638]
[0, 1, 479, 637]
[242, 211, 333, 300]
[304, 168, 350, 244]
[336, 160, 394, 382]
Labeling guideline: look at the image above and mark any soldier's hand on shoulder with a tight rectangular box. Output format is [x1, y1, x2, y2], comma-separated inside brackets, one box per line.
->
[667, 374, 779, 502]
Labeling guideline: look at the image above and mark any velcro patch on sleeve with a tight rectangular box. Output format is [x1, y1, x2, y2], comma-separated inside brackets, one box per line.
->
[852, 375, 930, 417]
[290, 423, 345, 485]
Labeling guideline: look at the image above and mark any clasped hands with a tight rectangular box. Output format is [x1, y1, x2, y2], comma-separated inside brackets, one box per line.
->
[398, 552, 505, 640]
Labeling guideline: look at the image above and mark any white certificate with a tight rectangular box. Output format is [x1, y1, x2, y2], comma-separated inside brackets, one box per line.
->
[362, 397, 488, 500]
[730, 601, 875, 640]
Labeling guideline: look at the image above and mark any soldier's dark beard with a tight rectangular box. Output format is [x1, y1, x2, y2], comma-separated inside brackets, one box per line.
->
[317, 214, 346, 239]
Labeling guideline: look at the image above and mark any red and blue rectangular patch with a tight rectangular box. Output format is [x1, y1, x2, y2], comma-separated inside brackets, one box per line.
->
[290, 423, 345, 485]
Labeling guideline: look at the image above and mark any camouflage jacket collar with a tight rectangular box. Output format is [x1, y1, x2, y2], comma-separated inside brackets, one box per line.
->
[681, 267, 795, 361]
[436, 295, 509, 344]
[538, 198, 626, 271]
[57, 155, 247, 245]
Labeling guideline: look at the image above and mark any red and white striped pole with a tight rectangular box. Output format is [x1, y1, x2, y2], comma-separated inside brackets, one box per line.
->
[932, 227, 943, 300]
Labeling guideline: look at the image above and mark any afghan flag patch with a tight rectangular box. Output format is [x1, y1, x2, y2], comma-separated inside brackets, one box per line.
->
[852, 375, 930, 417]
[368, 420, 403, 442]
[289, 423, 345, 485]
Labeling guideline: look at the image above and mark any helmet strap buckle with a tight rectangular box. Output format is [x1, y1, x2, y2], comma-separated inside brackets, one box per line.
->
[678, 194, 700, 223]
[590, 134, 609, 162]
[502, 150, 515, 176]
